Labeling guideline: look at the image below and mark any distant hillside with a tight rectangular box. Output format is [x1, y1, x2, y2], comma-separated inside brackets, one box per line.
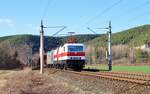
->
[0, 34, 100, 67]
[87, 25, 150, 47]
[0, 34, 100, 53]
[86, 25, 150, 64]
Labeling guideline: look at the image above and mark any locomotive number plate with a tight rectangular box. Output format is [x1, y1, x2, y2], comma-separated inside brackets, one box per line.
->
[71, 57, 81, 60]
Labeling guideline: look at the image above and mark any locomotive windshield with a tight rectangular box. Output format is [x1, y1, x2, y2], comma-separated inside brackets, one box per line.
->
[68, 46, 83, 52]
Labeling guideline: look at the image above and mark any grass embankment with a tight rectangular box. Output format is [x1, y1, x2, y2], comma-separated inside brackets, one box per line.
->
[85, 65, 150, 73]
[0, 70, 18, 88]
[0, 70, 13, 79]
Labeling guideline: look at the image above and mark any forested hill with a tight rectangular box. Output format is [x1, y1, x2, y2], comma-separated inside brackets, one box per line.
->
[87, 25, 150, 47]
[0, 34, 100, 53]
[0, 34, 100, 68]
[1, 24, 150, 54]
[85, 25, 150, 64]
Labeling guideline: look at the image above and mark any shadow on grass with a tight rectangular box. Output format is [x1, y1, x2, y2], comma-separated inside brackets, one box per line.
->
[83, 68, 110, 72]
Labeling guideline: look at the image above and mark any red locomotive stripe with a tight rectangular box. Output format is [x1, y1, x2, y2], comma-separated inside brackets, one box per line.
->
[54, 52, 85, 58]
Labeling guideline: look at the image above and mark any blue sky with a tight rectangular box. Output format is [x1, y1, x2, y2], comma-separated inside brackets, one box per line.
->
[0, 0, 150, 37]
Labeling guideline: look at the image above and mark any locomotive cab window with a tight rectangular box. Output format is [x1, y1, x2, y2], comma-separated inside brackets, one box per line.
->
[68, 46, 83, 52]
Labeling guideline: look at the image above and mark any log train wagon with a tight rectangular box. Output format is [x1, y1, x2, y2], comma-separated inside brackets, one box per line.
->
[46, 43, 85, 70]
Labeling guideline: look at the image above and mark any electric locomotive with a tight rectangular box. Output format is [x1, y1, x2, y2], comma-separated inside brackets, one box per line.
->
[47, 43, 85, 70]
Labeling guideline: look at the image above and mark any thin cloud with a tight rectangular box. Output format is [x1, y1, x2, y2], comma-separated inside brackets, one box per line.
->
[0, 18, 15, 27]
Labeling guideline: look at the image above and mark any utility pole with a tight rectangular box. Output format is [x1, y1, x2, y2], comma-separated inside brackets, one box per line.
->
[40, 20, 44, 74]
[108, 21, 112, 71]
[90, 21, 112, 71]
[39, 20, 66, 74]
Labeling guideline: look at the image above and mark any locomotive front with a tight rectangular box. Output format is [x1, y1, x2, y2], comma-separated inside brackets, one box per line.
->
[47, 43, 85, 70]
[64, 43, 85, 61]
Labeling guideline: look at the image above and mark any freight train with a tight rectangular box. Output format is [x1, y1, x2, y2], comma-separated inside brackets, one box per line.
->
[46, 43, 85, 70]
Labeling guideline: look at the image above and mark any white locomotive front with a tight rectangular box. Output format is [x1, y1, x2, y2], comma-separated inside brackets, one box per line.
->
[47, 43, 85, 70]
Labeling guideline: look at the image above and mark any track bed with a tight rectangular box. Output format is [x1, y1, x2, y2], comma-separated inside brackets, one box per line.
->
[47, 69, 150, 94]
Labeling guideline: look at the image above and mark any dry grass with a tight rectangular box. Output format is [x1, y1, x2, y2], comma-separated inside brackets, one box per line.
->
[0, 70, 17, 78]
[0, 70, 18, 88]
[0, 69, 81, 94]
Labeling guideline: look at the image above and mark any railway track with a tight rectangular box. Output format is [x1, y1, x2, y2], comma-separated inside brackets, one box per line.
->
[83, 71, 150, 81]
[64, 70, 150, 85]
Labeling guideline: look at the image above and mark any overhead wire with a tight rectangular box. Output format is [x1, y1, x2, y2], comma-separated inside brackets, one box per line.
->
[39, 0, 67, 36]
[52, 26, 67, 36]
[41, 0, 53, 20]
[115, 0, 150, 23]
[87, 27, 97, 34]
[124, 0, 150, 14]
[115, 0, 150, 28]
[126, 10, 150, 23]
[82, 0, 123, 27]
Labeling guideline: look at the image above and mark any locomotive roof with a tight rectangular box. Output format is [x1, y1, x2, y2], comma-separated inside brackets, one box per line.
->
[47, 43, 85, 53]
[63, 43, 84, 46]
